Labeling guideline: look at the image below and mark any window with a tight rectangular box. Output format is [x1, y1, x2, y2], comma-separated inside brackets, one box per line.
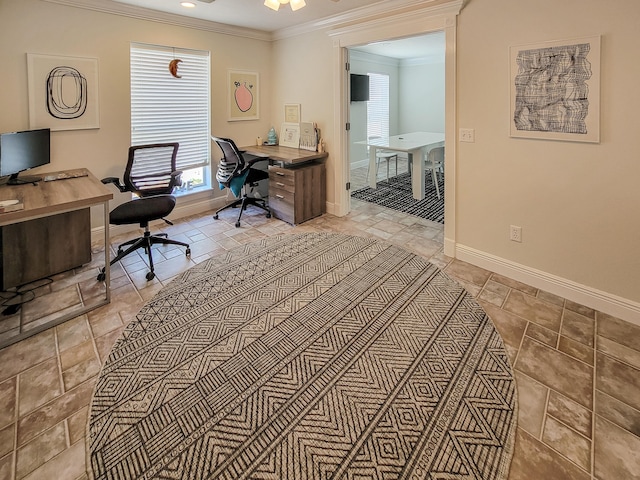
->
[130, 43, 211, 193]
[366, 73, 390, 140]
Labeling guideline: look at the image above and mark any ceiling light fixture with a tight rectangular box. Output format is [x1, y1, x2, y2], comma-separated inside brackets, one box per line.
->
[264, 0, 306, 12]
[181, 2, 196, 7]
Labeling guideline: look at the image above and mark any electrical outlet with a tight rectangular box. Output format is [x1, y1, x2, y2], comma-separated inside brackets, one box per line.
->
[459, 128, 475, 143]
[510, 225, 522, 243]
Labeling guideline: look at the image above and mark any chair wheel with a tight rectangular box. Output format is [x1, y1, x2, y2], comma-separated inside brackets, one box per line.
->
[117, 248, 123, 255]
[235, 221, 241, 228]
[186, 248, 191, 257]
[146, 272, 155, 281]
[266, 212, 271, 218]
[97, 272, 106, 282]
[213, 214, 219, 220]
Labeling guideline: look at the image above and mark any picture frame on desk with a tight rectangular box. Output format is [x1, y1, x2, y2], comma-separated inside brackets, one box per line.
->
[280, 123, 300, 148]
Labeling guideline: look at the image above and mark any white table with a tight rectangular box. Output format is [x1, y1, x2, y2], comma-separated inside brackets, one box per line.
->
[357, 132, 445, 200]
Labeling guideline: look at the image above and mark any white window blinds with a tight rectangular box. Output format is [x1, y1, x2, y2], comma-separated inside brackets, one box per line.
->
[130, 43, 210, 171]
[366, 73, 390, 140]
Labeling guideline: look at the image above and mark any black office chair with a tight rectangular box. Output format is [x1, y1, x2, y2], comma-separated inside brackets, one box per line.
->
[97, 143, 191, 282]
[212, 136, 271, 228]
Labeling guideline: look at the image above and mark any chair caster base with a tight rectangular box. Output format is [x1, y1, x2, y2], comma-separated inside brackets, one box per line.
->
[97, 269, 106, 282]
[146, 272, 155, 281]
[213, 214, 219, 220]
[235, 221, 241, 228]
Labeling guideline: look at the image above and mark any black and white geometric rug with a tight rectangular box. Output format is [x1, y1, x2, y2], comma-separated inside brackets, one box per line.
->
[87, 233, 516, 480]
[351, 172, 445, 224]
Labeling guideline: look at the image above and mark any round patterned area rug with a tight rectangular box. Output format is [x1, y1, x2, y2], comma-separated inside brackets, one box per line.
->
[87, 233, 517, 480]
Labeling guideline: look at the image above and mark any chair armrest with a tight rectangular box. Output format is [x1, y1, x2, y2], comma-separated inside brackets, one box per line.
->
[101, 177, 128, 192]
[169, 170, 183, 188]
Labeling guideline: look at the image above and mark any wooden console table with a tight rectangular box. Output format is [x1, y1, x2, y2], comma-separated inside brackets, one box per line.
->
[241, 145, 328, 225]
[0, 169, 113, 349]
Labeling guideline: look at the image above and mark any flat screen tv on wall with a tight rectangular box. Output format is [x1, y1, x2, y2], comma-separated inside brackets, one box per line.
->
[350, 74, 370, 102]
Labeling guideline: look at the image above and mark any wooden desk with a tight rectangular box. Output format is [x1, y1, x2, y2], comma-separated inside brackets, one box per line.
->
[0, 168, 113, 349]
[240, 145, 328, 224]
[241, 144, 327, 167]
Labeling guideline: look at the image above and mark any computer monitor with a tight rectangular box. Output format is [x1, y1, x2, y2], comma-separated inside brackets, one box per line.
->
[0, 128, 51, 185]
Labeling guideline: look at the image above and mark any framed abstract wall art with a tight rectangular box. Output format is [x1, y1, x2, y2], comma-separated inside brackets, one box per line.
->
[509, 35, 601, 143]
[228, 70, 259, 121]
[27, 53, 100, 131]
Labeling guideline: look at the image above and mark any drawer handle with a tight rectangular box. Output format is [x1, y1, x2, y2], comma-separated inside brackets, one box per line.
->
[276, 182, 285, 187]
[275, 172, 286, 176]
[276, 194, 284, 199]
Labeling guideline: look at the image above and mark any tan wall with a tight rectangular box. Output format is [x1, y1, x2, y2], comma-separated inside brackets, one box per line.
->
[455, 0, 640, 303]
[0, 0, 273, 214]
[2, 0, 638, 310]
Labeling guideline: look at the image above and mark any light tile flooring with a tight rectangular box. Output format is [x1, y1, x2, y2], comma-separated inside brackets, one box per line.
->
[0, 166, 639, 480]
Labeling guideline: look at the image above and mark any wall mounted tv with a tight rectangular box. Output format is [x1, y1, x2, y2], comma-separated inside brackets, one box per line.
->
[350, 74, 370, 102]
[0, 128, 51, 185]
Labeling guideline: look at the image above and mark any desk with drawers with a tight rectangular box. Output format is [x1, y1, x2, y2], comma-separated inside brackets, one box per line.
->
[240, 145, 327, 225]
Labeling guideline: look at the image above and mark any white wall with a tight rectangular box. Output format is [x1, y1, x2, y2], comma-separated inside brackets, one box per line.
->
[398, 60, 444, 134]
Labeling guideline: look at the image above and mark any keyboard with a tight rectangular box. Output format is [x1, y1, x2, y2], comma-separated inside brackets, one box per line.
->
[43, 171, 89, 182]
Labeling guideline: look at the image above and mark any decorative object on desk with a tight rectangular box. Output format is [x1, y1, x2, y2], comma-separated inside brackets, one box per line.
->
[228, 70, 259, 121]
[284, 103, 301, 123]
[27, 53, 100, 131]
[168, 58, 182, 78]
[267, 127, 277, 145]
[510, 35, 600, 143]
[299, 122, 318, 151]
[0, 199, 23, 214]
[351, 171, 445, 224]
[280, 122, 301, 148]
[87, 233, 517, 480]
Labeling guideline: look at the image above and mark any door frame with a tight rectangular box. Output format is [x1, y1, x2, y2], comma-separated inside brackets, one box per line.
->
[328, 0, 462, 257]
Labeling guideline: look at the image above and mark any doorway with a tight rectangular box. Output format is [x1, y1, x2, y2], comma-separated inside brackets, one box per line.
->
[329, 3, 460, 256]
[347, 33, 445, 224]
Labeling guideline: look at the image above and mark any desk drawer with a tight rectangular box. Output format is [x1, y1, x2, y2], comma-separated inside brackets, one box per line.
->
[268, 191, 294, 224]
[268, 166, 296, 192]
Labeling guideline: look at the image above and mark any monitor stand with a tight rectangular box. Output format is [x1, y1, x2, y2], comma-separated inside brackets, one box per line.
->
[7, 174, 42, 185]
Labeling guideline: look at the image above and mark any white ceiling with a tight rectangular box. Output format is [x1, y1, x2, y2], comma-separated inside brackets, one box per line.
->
[112, 0, 377, 33]
[111, 0, 445, 59]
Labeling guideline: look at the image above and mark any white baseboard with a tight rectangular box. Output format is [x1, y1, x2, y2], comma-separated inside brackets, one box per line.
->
[456, 244, 640, 327]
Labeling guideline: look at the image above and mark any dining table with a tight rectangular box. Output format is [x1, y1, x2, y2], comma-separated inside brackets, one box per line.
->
[356, 131, 445, 200]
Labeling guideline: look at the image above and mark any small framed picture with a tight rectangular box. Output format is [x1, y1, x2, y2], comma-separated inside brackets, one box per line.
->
[284, 103, 301, 123]
[280, 122, 300, 148]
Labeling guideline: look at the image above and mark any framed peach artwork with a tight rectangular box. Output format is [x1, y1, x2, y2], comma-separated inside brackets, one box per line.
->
[228, 70, 259, 121]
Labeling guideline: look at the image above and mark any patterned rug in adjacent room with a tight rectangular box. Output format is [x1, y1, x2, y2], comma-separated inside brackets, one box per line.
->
[87, 233, 516, 480]
[351, 172, 444, 223]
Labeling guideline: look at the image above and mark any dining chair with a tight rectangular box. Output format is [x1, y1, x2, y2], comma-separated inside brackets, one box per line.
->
[424, 146, 444, 199]
[366, 136, 399, 182]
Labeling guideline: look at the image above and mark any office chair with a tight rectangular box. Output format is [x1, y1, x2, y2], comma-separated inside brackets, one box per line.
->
[97, 143, 191, 282]
[212, 136, 271, 228]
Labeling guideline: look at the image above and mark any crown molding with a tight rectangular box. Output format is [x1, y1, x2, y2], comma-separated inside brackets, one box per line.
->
[274, 0, 463, 40]
[326, 0, 464, 39]
[41, 0, 272, 41]
[41, 0, 463, 43]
